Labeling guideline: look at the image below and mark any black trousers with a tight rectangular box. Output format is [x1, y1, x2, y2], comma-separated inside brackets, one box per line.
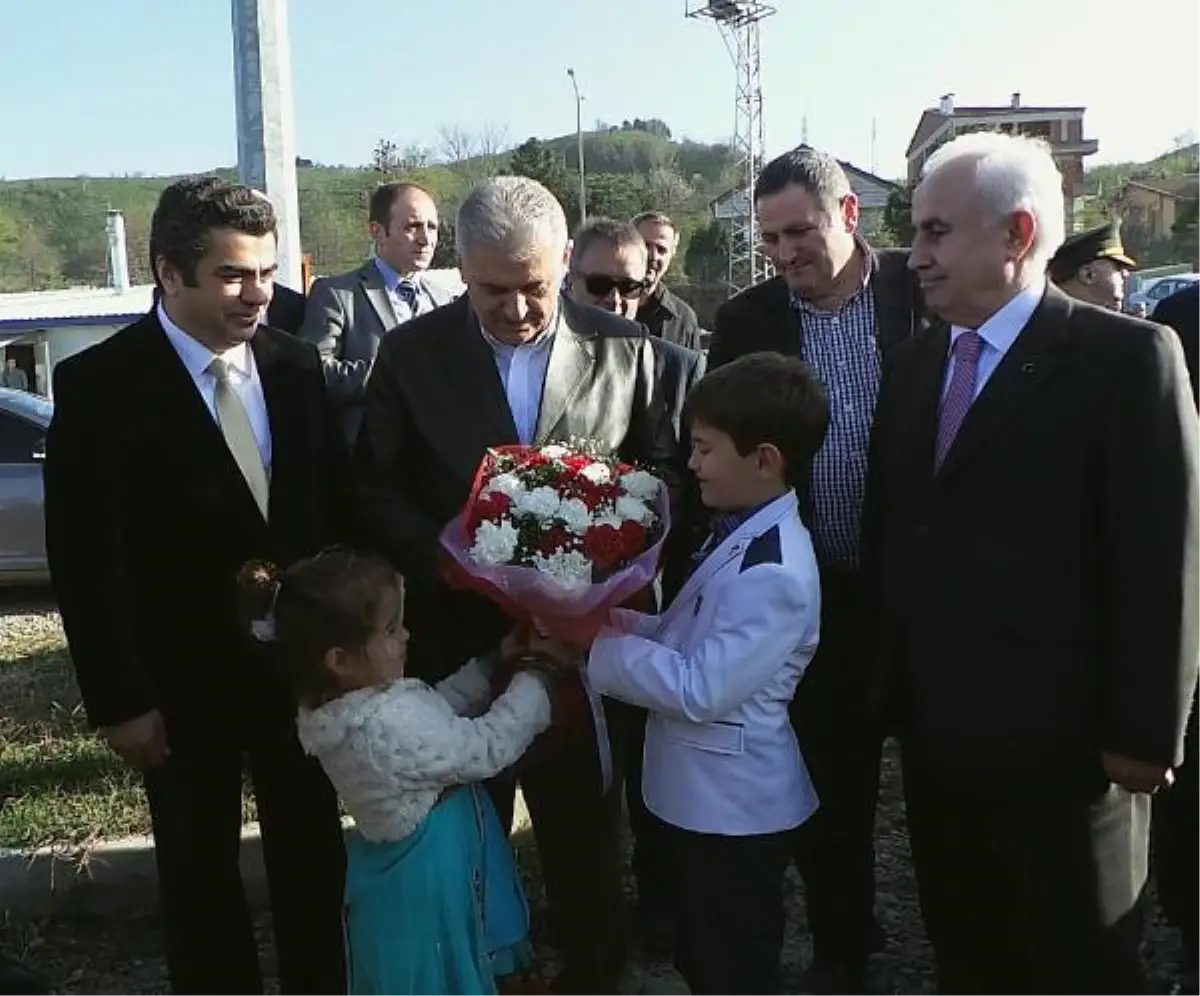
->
[902, 746, 1149, 994]
[143, 723, 346, 994]
[623, 702, 673, 916]
[790, 568, 882, 967]
[665, 822, 793, 995]
[489, 693, 627, 994]
[1154, 691, 1198, 970]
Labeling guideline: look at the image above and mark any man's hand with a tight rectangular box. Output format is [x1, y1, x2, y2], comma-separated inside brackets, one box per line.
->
[526, 632, 590, 667]
[1102, 751, 1174, 794]
[102, 709, 170, 770]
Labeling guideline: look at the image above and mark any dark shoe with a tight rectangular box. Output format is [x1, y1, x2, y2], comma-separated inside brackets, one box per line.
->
[0, 954, 51, 995]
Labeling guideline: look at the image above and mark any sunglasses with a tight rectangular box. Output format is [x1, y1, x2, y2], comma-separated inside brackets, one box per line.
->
[574, 273, 648, 299]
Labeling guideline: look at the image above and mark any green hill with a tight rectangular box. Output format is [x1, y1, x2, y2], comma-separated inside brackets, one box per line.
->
[0, 120, 739, 293]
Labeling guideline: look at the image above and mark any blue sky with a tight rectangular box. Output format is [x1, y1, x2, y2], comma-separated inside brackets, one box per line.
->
[3, 0, 1197, 182]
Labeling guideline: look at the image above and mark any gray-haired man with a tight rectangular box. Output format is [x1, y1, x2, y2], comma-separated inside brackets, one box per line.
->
[355, 175, 682, 993]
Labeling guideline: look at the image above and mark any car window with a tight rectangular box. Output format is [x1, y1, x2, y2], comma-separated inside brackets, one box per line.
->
[0, 410, 44, 464]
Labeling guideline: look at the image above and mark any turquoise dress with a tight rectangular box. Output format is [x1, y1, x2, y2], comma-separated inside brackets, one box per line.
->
[342, 783, 534, 995]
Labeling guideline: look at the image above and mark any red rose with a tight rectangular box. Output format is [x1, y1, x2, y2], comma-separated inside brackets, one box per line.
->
[584, 523, 626, 571]
[536, 525, 574, 557]
[563, 453, 592, 472]
[618, 519, 648, 556]
[467, 491, 512, 533]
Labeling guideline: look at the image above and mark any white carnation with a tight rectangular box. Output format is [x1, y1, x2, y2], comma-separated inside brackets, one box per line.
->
[532, 549, 594, 590]
[469, 518, 520, 566]
[619, 469, 660, 503]
[515, 485, 562, 520]
[579, 462, 612, 484]
[593, 512, 624, 530]
[540, 444, 569, 459]
[616, 494, 656, 526]
[557, 497, 593, 534]
[487, 472, 525, 500]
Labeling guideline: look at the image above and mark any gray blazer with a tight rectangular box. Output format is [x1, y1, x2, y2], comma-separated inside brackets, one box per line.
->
[299, 260, 459, 441]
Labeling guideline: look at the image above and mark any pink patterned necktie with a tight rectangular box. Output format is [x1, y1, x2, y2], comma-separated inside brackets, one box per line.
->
[935, 329, 983, 470]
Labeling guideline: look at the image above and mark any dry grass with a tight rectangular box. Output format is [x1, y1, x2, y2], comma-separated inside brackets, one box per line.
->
[0, 598, 257, 851]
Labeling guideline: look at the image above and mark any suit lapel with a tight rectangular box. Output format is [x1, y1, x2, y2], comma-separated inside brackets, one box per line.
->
[134, 313, 265, 521]
[871, 248, 925, 355]
[937, 287, 1073, 480]
[434, 298, 520, 448]
[360, 261, 399, 332]
[251, 328, 291, 523]
[535, 305, 595, 442]
[663, 495, 796, 624]
[895, 324, 951, 481]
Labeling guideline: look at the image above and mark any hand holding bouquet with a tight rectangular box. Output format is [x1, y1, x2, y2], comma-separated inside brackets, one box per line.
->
[440, 443, 671, 784]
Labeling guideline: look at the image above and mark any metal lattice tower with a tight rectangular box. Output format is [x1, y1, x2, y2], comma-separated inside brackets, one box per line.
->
[687, 1, 776, 296]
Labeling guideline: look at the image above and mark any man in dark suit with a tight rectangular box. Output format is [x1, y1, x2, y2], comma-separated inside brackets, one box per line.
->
[266, 281, 307, 334]
[1151, 281, 1199, 991]
[708, 146, 924, 992]
[865, 132, 1198, 993]
[563, 215, 705, 948]
[44, 178, 348, 995]
[355, 176, 680, 994]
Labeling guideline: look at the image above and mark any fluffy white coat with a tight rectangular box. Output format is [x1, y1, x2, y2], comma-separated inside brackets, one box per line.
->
[296, 660, 550, 843]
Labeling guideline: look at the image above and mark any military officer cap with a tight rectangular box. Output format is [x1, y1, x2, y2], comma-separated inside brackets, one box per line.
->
[1049, 221, 1137, 283]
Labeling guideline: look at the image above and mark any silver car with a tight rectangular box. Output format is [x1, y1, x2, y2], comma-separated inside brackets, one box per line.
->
[0, 387, 51, 584]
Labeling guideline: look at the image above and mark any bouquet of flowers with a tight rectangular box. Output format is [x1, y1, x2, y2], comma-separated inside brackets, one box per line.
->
[439, 443, 671, 784]
[439, 442, 670, 642]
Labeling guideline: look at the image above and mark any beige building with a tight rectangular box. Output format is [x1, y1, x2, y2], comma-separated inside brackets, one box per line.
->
[1118, 175, 1200, 241]
[906, 93, 1099, 231]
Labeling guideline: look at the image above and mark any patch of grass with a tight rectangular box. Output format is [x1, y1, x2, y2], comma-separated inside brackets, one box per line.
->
[0, 610, 256, 850]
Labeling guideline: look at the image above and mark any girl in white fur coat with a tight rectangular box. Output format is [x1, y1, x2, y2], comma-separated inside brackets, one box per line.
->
[239, 549, 561, 995]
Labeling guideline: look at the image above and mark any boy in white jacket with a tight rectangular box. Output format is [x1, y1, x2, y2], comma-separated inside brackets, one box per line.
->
[535, 352, 829, 994]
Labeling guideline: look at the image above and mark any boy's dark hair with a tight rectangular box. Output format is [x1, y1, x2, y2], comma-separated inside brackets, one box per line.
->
[237, 548, 400, 708]
[149, 176, 277, 291]
[683, 352, 829, 481]
[368, 181, 434, 230]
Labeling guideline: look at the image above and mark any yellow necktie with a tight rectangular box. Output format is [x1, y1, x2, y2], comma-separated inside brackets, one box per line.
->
[208, 357, 269, 519]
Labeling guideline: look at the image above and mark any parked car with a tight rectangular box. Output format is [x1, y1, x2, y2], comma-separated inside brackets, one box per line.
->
[1127, 273, 1200, 314]
[0, 388, 51, 585]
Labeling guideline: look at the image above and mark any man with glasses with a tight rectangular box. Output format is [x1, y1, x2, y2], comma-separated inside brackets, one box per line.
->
[566, 218, 651, 319]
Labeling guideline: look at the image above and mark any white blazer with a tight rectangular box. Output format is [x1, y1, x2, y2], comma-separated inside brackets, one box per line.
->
[588, 490, 822, 836]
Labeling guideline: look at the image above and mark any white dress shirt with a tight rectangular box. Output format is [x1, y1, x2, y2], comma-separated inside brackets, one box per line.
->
[157, 303, 273, 470]
[942, 278, 1045, 400]
[479, 313, 558, 445]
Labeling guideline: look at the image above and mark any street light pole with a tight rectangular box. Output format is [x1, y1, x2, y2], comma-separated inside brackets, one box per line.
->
[567, 67, 586, 227]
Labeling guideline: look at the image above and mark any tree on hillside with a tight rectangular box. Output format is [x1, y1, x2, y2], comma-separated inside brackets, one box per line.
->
[438, 122, 510, 190]
[879, 185, 915, 246]
[371, 139, 401, 172]
[505, 138, 575, 214]
[684, 219, 729, 284]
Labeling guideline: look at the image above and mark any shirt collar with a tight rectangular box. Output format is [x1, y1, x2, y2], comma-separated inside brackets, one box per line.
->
[790, 235, 875, 315]
[157, 302, 253, 381]
[644, 282, 677, 317]
[373, 256, 420, 292]
[477, 307, 560, 354]
[949, 278, 1046, 355]
[709, 492, 790, 546]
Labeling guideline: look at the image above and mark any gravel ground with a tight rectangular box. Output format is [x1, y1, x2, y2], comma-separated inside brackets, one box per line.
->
[1, 597, 1192, 994]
